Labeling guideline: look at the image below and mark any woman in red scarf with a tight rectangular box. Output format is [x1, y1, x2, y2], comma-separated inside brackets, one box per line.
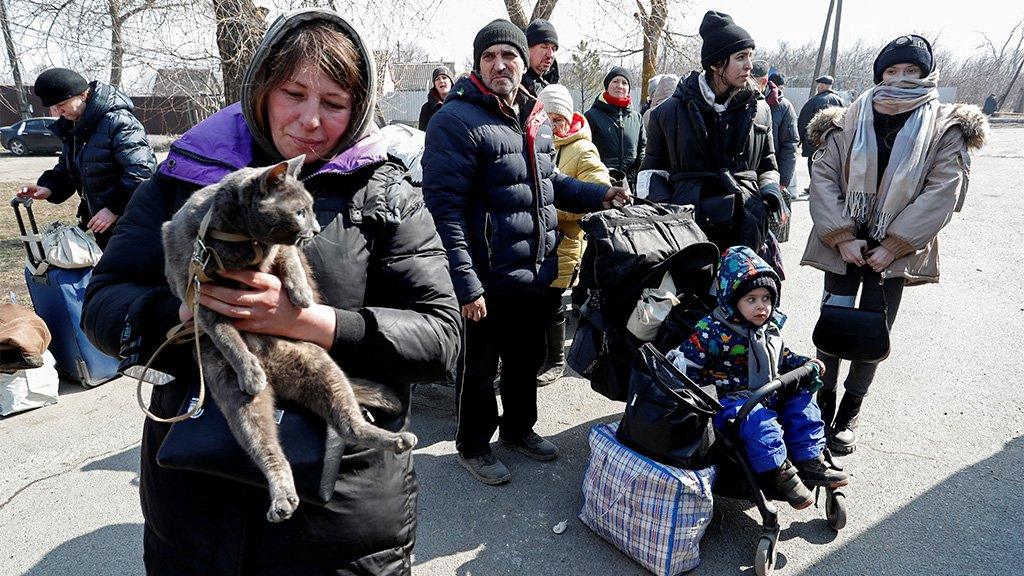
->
[584, 66, 645, 191]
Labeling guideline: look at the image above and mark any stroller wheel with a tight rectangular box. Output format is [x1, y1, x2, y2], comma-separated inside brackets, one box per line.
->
[826, 490, 848, 531]
[754, 535, 777, 576]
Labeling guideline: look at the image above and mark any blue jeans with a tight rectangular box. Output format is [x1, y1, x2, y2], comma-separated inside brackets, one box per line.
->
[714, 388, 825, 474]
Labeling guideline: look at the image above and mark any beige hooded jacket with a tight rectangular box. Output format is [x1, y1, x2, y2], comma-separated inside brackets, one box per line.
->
[800, 102, 988, 285]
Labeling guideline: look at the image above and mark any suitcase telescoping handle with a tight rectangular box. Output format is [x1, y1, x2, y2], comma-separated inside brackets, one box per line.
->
[11, 197, 46, 271]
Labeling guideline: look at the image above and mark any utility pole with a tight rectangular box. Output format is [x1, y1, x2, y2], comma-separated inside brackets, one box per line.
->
[811, 0, 836, 98]
[0, 0, 31, 119]
[828, 0, 843, 78]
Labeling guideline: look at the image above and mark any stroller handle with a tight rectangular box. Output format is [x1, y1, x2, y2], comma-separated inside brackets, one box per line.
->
[735, 363, 817, 423]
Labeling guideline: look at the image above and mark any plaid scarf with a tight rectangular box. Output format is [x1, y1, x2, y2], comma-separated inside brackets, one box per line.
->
[845, 72, 940, 240]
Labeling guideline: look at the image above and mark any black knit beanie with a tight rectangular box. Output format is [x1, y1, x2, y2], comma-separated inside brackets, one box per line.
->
[525, 18, 558, 48]
[769, 72, 785, 86]
[732, 274, 780, 308]
[473, 19, 529, 71]
[431, 66, 454, 83]
[699, 11, 756, 68]
[603, 66, 633, 90]
[873, 34, 933, 84]
[33, 68, 89, 108]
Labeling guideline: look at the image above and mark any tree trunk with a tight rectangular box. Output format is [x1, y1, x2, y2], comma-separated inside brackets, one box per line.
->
[108, 0, 124, 88]
[828, 0, 843, 78]
[999, 55, 1024, 110]
[0, 0, 29, 118]
[811, 0, 835, 98]
[504, 0, 528, 28]
[530, 0, 558, 22]
[638, 0, 667, 103]
[213, 0, 267, 106]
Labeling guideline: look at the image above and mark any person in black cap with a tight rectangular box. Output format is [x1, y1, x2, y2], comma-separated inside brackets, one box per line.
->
[797, 73, 846, 193]
[641, 10, 786, 258]
[422, 19, 628, 486]
[584, 65, 644, 190]
[522, 18, 559, 96]
[16, 67, 155, 248]
[802, 33, 989, 458]
[418, 65, 454, 130]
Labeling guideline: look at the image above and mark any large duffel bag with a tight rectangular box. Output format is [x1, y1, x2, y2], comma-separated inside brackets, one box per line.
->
[579, 422, 716, 575]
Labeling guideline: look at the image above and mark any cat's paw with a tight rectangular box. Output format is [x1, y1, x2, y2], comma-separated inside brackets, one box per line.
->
[239, 358, 268, 395]
[393, 432, 418, 453]
[266, 493, 299, 523]
[285, 282, 315, 309]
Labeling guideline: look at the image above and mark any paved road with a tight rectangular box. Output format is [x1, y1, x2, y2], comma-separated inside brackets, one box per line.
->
[0, 150, 169, 182]
[2, 127, 1022, 576]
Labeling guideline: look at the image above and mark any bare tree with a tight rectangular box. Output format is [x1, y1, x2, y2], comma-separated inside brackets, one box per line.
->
[0, 0, 29, 118]
[504, 0, 558, 29]
[212, 0, 267, 106]
[564, 39, 604, 105]
[636, 0, 667, 102]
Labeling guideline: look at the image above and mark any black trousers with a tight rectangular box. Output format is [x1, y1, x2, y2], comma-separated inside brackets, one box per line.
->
[816, 264, 906, 398]
[455, 291, 548, 457]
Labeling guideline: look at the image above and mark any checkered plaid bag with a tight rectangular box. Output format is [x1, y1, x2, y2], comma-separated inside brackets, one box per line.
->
[579, 422, 716, 575]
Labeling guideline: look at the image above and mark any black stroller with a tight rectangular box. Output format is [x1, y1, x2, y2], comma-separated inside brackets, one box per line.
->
[634, 335, 849, 576]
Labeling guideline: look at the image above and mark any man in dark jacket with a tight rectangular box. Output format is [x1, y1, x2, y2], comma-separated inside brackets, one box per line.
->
[982, 93, 998, 116]
[418, 65, 453, 130]
[17, 68, 155, 248]
[797, 74, 845, 191]
[521, 18, 559, 96]
[423, 19, 626, 486]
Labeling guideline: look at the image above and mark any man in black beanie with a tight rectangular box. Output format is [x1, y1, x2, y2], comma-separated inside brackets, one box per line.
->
[423, 19, 628, 486]
[797, 74, 845, 193]
[874, 35, 932, 84]
[699, 10, 755, 68]
[16, 67, 154, 248]
[522, 18, 559, 96]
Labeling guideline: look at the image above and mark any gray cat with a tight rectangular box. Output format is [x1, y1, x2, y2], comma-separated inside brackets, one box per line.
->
[162, 157, 417, 523]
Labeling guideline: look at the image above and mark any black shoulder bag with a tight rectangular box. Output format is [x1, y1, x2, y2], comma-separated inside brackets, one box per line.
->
[616, 343, 723, 469]
[812, 276, 891, 363]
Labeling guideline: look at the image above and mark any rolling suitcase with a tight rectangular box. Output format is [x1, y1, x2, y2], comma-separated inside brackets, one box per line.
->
[12, 198, 119, 388]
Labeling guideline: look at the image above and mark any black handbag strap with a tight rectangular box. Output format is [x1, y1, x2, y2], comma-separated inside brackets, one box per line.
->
[823, 270, 889, 316]
[639, 344, 722, 414]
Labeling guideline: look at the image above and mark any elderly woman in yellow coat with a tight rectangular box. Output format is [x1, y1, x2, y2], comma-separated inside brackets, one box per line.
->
[536, 83, 610, 385]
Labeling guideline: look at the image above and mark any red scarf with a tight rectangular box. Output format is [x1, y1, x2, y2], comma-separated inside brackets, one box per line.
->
[602, 91, 632, 109]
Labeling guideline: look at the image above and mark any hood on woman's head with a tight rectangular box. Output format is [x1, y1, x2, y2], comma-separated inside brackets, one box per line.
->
[241, 8, 377, 162]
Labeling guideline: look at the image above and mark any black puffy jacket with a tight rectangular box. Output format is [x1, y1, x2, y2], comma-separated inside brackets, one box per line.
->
[421, 73, 607, 305]
[37, 81, 155, 225]
[584, 94, 645, 189]
[81, 10, 459, 574]
[797, 89, 846, 157]
[642, 71, 783, 252]
[418, 89, 444, 130]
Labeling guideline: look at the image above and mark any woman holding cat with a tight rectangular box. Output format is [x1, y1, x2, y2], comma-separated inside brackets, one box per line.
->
[82, 8, 460, 575]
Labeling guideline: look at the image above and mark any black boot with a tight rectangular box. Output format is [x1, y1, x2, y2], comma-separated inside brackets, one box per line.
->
[829, 394, 864, 455]
[795, 453, 849, 488]
[762, 460, 814, 510]
[537, 318, 566, 387]
[817, 389, 837, 434]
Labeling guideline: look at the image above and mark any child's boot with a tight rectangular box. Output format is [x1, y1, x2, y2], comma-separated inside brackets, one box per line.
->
[764, 460, 814, 510]
[795, 453, 849, 488]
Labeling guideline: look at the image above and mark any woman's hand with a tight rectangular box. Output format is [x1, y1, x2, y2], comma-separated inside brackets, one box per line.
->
[837, 239, 868, 266]
[87, 208, 118, 234]
[865, 246, 896, 273]
[189, 270, 337, 349]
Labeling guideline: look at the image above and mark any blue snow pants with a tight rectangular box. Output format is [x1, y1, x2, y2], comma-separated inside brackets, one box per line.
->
[713, 388, 826, 474]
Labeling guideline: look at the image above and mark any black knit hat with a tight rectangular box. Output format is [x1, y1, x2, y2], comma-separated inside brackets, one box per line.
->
[769, 72, 785, 86]
[603, 66, 633, 90]
[431, 66, 454, 84]
[525, 18, 558, 48]
[473, 19, 528, 71]
[732, 273, 780, 308]
[873, 34, 933, 84]
[699, 11, 755, 68]
[33, 68, 89, 108]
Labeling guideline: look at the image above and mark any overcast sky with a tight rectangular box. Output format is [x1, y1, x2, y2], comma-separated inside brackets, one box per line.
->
[409, 0, 1024, 70]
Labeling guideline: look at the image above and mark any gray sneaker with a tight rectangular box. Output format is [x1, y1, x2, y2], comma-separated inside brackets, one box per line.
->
[458, 451, 511, 485]
[499, 432, 559, 461]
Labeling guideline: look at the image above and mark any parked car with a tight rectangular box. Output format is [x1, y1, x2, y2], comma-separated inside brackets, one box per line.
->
[1, 117, 61, 156]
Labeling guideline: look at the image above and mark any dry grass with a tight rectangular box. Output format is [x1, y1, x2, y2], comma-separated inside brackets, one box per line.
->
[0, 181, 83, 307]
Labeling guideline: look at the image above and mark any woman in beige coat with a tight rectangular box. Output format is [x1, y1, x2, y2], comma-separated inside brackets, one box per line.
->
[536, 84, 611, 385]
[801, 35, 988, 454]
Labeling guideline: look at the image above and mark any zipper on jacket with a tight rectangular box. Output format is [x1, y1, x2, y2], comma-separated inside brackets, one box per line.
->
[483, 212, 494, 267]
[168, 144, 240, 171]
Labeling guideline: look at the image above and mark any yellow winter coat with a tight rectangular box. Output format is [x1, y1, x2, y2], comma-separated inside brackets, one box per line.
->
[552, 113, 610, 288]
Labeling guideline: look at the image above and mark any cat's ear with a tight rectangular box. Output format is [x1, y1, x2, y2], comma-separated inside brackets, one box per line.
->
[264, 155, 306, 190]
[285, 155, 305, 177]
